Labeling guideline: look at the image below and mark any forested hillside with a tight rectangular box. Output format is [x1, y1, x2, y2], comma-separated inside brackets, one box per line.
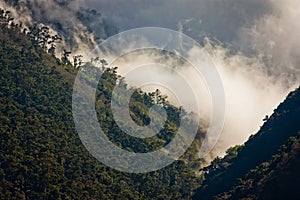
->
[0, 10, 202, 199]
[194, 86, 300, 199]
[2, 4, 300, 200]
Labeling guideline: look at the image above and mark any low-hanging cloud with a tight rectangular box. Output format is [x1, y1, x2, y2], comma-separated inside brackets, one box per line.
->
[3, 0, 300, 159]
[88, 0, 300, 158]
[1, 0, 119, 57]
[104, 37, 293, 160]
[203, 40, 293, 158]
[86, 0, 272, 44]
[237, 0, 300, 87]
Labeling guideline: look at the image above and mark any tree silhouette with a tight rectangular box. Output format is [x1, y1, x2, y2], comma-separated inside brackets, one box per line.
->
[73, 55, 83, 68]
[61, 49, 72, 65]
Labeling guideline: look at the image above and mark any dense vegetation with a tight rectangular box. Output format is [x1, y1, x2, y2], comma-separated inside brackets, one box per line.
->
[194, 86, 300, 199]
[0, 9, 203, 199]
[2, 5, 300, 200]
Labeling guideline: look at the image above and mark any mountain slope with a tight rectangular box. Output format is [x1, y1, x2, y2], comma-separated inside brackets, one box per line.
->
[194, 86, 300, 199]
[216, 134, 300, 199]
[0, 14, 202, 199]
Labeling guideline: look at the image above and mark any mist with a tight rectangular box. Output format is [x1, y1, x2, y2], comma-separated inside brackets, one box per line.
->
[85, 0, 270, 44]
[2, 0, 300, 159]
[203, 41, 293, 157]
[1, 0, 118, 57]
[84, 0, 300, 157]
[101, 38, 292, 159]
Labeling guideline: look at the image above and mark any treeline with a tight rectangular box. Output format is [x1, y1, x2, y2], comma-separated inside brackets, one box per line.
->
[0, 7, 83, 68]
[0, 6, 203, 200]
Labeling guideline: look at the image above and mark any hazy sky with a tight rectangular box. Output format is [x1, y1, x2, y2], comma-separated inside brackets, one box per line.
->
[83, 0, 300, 156]
[3, 0, 298, 157]
[85, 0, 270, 45]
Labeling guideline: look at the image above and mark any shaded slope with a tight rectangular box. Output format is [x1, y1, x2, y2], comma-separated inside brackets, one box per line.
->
[216, 135, 300, 199]
[194, 86, 300, 200]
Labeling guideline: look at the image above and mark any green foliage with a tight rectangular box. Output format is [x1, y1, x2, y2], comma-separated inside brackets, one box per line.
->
[225, 144, 244, 158]
[215, 134, 300, 199]
[0, 10, 203, 199]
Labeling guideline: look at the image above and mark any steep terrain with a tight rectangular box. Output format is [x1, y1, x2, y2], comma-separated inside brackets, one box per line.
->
[0, 12, 202, 199]
[194, 87, 300, 199]
[216, 134, 300, 199]
[2, 4, 300, 200]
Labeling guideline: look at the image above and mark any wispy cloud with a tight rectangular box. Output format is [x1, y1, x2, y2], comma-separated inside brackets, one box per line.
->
[3, 0, 299, 159]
